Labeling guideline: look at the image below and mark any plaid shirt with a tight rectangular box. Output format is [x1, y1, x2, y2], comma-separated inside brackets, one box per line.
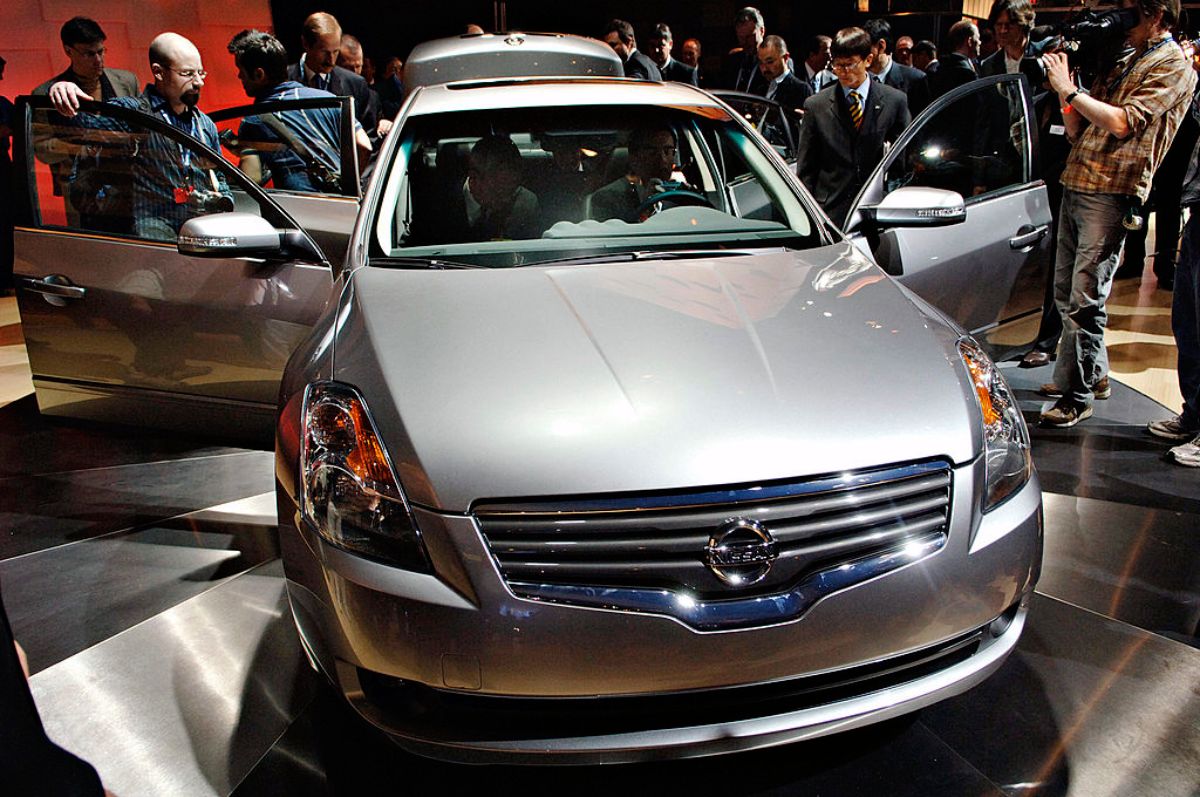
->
[76, 85, 229, 232]
[1061, 34, 1197, 202]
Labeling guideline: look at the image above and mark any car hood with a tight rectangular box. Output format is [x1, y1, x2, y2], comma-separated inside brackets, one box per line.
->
[337, 244, 980, 511]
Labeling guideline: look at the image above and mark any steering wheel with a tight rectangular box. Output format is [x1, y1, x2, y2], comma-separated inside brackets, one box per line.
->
[634, 189, 715, 218]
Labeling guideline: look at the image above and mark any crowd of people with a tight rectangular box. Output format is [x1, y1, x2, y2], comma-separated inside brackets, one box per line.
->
[1, 3, 1200, 792]
[0, 0, 1196, 464]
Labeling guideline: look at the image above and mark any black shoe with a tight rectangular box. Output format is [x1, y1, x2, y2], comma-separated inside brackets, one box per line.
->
[1019, 349, 1053, 368]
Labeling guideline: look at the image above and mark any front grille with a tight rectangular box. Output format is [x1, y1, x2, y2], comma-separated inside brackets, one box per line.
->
[475, 461, 953, 630]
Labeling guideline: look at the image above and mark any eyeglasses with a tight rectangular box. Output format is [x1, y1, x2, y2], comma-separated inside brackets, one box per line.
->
[831, 60, 866, 73]
[168, 67, 208, 80]
[69, 45, 106, 59]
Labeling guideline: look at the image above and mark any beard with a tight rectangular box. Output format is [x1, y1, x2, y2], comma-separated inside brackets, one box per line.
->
[181, 90, 201, 107]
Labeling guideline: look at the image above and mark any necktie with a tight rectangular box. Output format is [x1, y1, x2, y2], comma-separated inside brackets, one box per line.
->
[848, 90, 863, 130]
[312, 73, 328, 91]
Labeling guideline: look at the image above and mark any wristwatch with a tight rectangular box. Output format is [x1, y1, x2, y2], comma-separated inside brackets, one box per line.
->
[1064, 89, 1087, 106]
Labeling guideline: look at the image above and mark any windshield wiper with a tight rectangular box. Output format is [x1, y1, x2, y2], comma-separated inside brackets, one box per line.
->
[372, 257, 484, 270]
[524, 248, 773, 268]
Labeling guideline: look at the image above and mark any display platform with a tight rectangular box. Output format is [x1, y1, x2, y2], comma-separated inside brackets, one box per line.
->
[2, 365, 1197, 796]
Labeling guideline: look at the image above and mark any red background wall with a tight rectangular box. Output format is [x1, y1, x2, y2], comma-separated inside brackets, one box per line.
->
[1, 0, 273, 111]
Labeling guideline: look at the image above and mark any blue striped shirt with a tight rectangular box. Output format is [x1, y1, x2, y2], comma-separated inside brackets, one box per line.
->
[75, 85, 230, 235]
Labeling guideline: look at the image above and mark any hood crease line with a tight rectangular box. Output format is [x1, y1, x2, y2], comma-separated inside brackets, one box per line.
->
[715, 265, 780, 401]
[544, 271, 637, 412]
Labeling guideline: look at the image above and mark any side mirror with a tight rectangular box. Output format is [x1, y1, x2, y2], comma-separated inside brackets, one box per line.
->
[858, 187, 966, 228]
[177, 212, 323, 262]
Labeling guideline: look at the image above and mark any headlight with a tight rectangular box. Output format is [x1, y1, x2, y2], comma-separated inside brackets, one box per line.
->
[957, 338, 1033, 511]
[300, 381, 431, 571]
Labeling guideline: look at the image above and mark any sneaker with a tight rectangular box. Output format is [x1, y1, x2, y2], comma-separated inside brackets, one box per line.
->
[1148, 414, 1200, 442]
[1038, 376, 1110, 400]
[1039, 400, 1093, 428]
[1168, 435, 1200, 467]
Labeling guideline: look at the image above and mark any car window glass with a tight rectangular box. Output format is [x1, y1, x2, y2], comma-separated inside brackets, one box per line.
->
[29, 104, 267, 243]
[375, 105, 815, 268]
[883, 80, 1029, 201]
[212, 99, 354, 197]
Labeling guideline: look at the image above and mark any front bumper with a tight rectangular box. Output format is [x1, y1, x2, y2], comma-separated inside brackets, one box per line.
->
[279, 460, 1042, 763]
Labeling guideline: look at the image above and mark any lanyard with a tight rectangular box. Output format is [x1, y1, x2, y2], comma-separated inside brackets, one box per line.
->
[1106, 35, 1174, 96]
[160, 109, 199, 171]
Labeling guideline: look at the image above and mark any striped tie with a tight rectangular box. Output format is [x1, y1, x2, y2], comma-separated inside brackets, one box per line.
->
[848, 90, 863, 129]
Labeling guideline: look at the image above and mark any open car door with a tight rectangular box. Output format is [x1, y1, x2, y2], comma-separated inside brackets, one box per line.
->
[12, 96, 343, 445]
[844, 74, 1052, 348]
[712, 90, 799, 164]
[208, 95, 361, 269]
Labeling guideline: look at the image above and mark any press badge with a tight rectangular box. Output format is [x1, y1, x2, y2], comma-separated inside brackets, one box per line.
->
[1049, 124, 1066, 136]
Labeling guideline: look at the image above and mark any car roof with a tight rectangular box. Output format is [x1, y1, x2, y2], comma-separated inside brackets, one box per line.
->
[405, 77, 724, 116]
[405, 32, 623, 90]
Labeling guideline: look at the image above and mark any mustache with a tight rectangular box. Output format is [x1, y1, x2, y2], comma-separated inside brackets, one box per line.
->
[181, 90, 201, 107]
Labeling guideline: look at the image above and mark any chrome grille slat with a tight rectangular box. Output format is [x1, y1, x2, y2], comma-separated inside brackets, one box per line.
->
[475, 462, 953, 631]
[491, 509, 947, 564]
[480, 472, 950, 533]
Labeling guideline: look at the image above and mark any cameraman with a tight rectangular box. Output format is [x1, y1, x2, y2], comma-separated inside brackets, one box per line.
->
[1038, 0, 1196, 427]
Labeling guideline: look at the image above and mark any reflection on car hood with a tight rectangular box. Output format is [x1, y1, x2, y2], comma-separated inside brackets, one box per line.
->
[337, 243, 979, 511]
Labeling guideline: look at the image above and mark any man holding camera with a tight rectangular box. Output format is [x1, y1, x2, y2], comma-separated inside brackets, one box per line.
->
[48, 32, 230, 241]
[1038, 0, 1196, 427]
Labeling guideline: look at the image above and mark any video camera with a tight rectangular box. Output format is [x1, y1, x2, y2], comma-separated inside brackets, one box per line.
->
[1024, 7, 1141, 87]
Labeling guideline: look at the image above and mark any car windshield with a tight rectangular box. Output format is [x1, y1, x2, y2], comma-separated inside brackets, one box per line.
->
[371, 104, 818, 268]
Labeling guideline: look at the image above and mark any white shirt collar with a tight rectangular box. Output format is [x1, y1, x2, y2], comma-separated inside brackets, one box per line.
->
[875, 58, 894, 83]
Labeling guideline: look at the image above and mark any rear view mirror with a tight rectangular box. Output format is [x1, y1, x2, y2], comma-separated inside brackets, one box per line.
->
[859, 187, 966, 228]
[177, 212, 322, 262]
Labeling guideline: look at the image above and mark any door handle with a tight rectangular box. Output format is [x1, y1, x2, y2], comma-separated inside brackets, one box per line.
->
[22, 275, 87, 300]
[1009, 225, 1049, 250]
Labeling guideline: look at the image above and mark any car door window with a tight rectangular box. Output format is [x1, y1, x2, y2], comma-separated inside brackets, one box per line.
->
[883, 78, 1030, 201]
[28, 101, 268, 243]
[209, 96, 358, 197]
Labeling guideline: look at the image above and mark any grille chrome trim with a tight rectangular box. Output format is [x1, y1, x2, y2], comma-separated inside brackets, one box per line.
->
[476, 461, 953, 631]
[507, 532, 946, 631]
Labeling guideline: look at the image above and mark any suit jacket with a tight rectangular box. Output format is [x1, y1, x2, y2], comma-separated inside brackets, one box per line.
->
[33, 66, 139, 99]
[764, 72, 813, 114]
[878, 61, 931, 117]
[622, 50, 662, 81]
[978, 49, 1009, 78]
[796, 82, 911, 227]
[929, 52, 977, 99]
[288, 63, 377, 135]
[661, 58, 699, 86]
[806, 66, 838, 93]
[724, 49, 766, 95]
[32, 67, 141, 196]
[374, 75, 404, 122]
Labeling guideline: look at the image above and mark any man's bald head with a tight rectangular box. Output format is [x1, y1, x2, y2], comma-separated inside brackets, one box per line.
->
[149, 32, 200, 69]
[148, 32, 206, 110]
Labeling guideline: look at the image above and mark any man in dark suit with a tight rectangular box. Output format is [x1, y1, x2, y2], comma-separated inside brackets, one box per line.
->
[756, 36, 812, 115]
[33, 17, 139, 101]
[862, 18, 931, 117]
[32, 17, 141, 229]
[930, 21, 980, 99]
[912, 41, 939, 74]
[287, 12, 377, 137]
[979, 0, 1035, 79]
[723, 7, 767, 94]
[801, 35, 838, 93]
[603, 19, 662, 81]
[796, 27, 911, 227]
[586, 126, 679, 223]
[647, 24, 700, 86]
